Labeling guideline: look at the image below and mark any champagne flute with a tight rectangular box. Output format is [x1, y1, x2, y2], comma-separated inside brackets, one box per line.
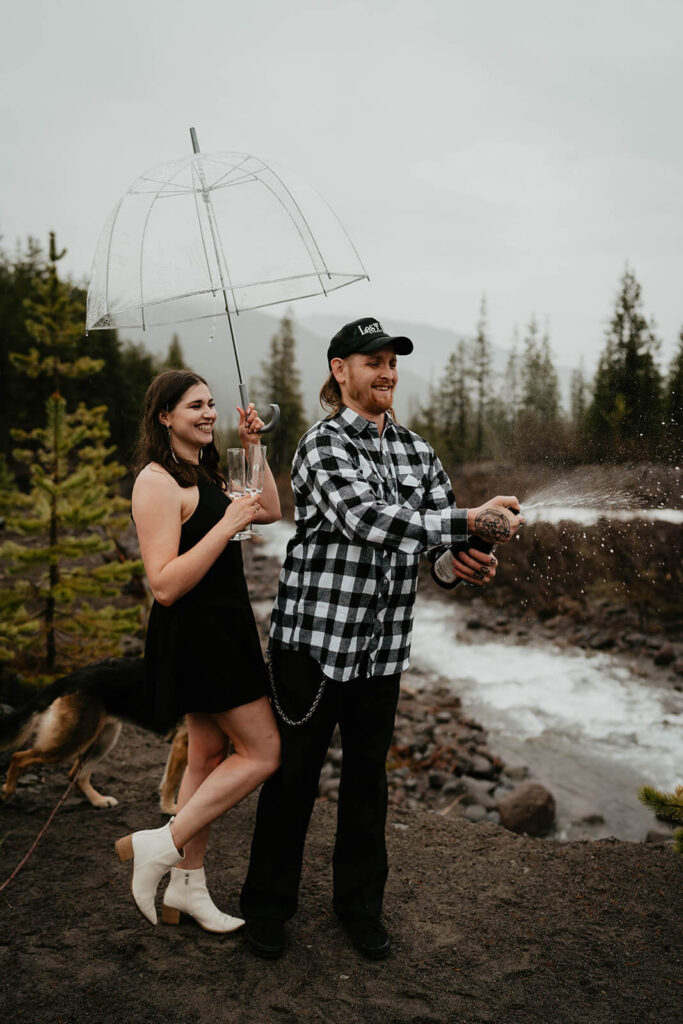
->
[226, 448, 251, 541]
[246, 444, 267, 536]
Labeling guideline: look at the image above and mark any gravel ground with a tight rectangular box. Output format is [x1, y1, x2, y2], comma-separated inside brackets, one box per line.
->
[0, 718, 680, 1024]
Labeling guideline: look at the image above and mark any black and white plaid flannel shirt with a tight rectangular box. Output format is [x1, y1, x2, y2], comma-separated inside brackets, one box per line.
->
[270, 406, 469, 682]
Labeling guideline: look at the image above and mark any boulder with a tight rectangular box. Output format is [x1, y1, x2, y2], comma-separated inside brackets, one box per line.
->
[645, 828, 674, 844]
[653, 644, 675, 666]
[461, 775, 498, 810]
[469, 753, 496, 778]
[557, 597, 583, 619]
[589, 632, 615, 650]
[428, 770, 451, 791]
[498, 782, 556, 836]
[441, 778, 467, 798]
[580, 813, 606, 826]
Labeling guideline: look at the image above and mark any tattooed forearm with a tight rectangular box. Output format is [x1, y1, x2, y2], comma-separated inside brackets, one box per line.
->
[474, 509, 511, 542]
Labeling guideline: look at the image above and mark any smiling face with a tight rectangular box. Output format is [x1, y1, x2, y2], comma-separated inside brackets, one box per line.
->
[331, 346, 398, 425]
[158, 382, 217, 463]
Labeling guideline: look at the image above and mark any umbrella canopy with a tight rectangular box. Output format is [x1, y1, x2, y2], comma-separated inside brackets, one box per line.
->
[86, 149, 369, 332]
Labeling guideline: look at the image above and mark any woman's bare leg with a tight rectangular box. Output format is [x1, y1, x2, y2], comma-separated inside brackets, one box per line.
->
[173, 714, 230, 869]
[170, 696, 280, 862]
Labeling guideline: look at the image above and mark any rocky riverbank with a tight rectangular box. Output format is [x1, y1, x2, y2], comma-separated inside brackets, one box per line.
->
[245, 539, 677, 844]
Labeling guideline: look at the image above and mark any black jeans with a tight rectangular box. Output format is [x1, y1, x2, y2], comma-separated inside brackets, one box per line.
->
[240, 643, 400, 923]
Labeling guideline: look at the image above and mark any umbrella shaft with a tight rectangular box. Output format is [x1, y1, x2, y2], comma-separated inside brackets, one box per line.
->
[218, 280, 245, 387]
[189, 128, 245, 388]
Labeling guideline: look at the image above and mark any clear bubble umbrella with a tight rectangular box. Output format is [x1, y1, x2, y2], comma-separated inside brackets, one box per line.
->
[86, 128, 369, 432]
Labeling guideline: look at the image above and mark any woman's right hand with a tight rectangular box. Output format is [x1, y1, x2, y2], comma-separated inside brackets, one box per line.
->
[223, 493, 261, 537]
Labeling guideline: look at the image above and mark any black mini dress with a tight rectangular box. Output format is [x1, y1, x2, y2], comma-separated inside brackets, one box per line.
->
[144, 479, 269, 729]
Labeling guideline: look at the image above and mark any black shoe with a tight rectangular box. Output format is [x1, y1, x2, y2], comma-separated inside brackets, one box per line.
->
[244, 918, 285, 959]
[345, 918, 391, 960]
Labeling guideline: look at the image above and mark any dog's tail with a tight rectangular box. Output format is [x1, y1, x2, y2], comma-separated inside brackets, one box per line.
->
[0, 657, 148, 749]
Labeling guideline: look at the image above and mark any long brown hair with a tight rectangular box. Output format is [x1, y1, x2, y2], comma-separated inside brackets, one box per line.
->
[132, 370, 226, 489]
[319, 372, 344, 417]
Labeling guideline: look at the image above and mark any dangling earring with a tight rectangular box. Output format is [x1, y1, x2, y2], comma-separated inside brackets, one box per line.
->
[198, 446, 204, 462]
[167, 426, 179, 464]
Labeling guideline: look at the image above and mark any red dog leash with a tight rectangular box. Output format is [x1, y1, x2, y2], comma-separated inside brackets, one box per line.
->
[0, 745, 95, 894]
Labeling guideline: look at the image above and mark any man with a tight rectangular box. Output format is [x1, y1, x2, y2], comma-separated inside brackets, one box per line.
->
[240, 317, 524, 960]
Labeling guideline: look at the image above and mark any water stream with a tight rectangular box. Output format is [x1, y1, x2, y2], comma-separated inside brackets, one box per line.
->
[410, 598, 682, 840]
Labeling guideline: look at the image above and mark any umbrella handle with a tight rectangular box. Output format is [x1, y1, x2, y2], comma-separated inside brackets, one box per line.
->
[238, 384, 280, 435]
[258, 404, 280, 435]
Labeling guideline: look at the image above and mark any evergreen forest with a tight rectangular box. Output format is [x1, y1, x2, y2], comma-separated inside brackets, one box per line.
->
[0, 233, 681, 684]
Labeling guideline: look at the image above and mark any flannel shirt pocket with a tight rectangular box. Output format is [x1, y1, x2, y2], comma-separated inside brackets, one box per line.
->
[396, 471, 423, 509]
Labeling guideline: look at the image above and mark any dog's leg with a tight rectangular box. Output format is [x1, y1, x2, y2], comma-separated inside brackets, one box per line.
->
[159, 720, 188, 815]
[71, 719, 122, 808]
[2, 748, 46, 802]
[2, 744, 80, 803]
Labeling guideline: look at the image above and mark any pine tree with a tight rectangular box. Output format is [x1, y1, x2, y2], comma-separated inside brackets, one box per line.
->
[437, 342, 471, 466]
[0, 237, 159, 468]
[255, 312, 307, 473]
[0, 234, 142, 679]
[0, 238, 48, 459]
[663, 328, 683, 458]
[165, 333, 186, 370]
[570, 358, 588, 429]
[0, 455, 35, 663]
[519, 317, 559, 424]
[587, 267, 662, 458]
[538, 326, 560, 423]
[638, 785, 683, 854]
[515, 317, 562, 460]
[519, 316, 542, 419]
[407, 379, 441, 452]
[503, 329, 521, 432]
[472, 296, 493, 459]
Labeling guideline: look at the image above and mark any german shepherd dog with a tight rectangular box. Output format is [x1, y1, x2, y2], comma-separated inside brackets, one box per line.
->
[0, 658, 188, 812]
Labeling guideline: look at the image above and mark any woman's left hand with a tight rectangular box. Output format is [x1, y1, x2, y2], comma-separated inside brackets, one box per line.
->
[237, 403, 265, 446]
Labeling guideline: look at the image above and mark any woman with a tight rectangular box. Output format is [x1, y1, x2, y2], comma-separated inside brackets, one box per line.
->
[115, 370, 281, 933]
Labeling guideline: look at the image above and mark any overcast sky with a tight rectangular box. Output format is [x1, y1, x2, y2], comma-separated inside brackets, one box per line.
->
[2, 0, 681, 370]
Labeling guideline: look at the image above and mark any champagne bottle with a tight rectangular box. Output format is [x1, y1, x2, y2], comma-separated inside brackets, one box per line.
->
[429, 535, 494, 590]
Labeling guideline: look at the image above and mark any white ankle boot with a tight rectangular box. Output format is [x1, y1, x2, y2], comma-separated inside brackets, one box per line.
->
[115, 820, 183, 925]
[161, 866, 245, 934]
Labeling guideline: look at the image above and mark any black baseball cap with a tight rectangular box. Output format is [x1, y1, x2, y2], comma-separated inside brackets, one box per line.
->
[327, 317, 414, 365]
